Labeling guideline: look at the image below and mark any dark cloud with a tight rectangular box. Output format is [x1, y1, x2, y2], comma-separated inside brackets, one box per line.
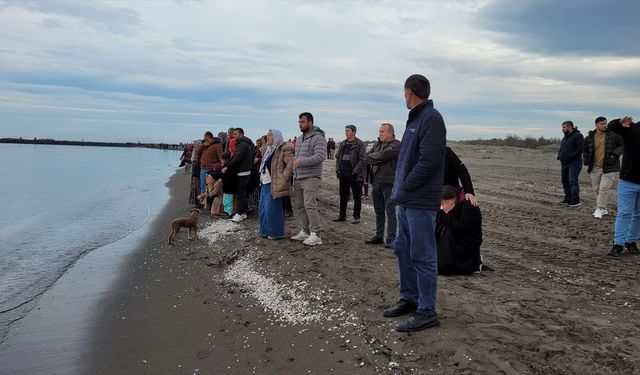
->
[477, 0, 640, 57]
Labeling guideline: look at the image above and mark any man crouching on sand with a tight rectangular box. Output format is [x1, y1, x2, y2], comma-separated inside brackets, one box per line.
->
[383, 74, 446, 332]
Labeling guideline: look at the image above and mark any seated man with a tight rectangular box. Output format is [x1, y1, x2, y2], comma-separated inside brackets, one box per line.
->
[436, 185, 483, 275]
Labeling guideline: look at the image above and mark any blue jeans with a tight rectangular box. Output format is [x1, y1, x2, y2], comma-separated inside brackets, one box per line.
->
[200, 168, 212, 196]
[561, 160, 582, 203]
[614, 179, 640, 245]
[372, 183, 396, 244]
[393, 206, 438, 313]
[259, 184, 285, 237]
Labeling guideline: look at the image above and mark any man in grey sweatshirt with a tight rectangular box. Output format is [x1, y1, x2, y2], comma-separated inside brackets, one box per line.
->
[289, 112, 327, 246]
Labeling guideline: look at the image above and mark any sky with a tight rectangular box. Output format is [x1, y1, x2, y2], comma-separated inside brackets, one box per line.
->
[0, 0, 639, 144]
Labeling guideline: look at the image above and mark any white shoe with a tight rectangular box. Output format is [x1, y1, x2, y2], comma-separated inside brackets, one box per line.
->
[601, 208, 608, 216]
[231, 213, 244, 222]
[593, 208, 604, 219]
[303, 232, 322, 246]
[291, 230, 309, 241]
[241, 213, 247, 219]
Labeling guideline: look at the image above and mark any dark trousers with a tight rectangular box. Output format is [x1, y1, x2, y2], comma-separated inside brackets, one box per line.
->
[561, 159, 582, 203]
[338, 172, 363, 219]
[236, 175, 250, 215]
[372, 183, 396, 244]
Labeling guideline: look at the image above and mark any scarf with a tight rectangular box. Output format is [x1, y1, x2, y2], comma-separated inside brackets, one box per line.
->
[260, 129, 283, 172]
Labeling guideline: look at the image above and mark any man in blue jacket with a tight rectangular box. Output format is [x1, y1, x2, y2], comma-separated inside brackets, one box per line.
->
[383, 74, 446, 332]
[557, 121, 584, 207]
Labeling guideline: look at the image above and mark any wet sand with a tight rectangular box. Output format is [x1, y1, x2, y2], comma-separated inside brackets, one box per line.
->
[3, 142, 640, 374]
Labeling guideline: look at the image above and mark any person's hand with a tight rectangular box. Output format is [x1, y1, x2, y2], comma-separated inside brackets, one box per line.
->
[284, 154, 293, 164]
[465, 193, 479, 207]
[621, 116, 633, 128]
[221, 167, 227, 173]
[293, 159, 301, 169]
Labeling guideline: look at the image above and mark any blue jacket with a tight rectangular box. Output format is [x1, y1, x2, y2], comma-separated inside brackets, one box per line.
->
[390, 99, 446, 210]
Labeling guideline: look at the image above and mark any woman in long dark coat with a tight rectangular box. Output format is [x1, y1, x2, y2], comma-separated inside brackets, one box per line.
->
[436, 185, 483, 275]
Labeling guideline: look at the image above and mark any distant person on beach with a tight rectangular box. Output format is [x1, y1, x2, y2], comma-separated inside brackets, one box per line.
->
[290, 112, 327, 246]
[436, 185, 483, 275]
[363, 122, 401, 248]
[333, 124, 366, 224]
[226, 128, 254, 223]
[224, 127, 235, 153]
[218, 131, 228, 153]
[583, 116, 623, 219]
[444, 147, 478, 207]
[197, 131, 223, 197]
[557, 121, 584, 207]
[606, 116, 640, 256]
[179, 143, 193, 172]
[258, 129, 294, 239]
[327, 138, 336, 160]
[221, 152, 237, 219]
[384, 74, 446, 332]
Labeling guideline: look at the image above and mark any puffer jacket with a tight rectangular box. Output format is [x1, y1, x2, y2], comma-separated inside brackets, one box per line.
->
[200, 140, 223, 169]
[335, 137, 366, 182]
[270, 142, 294, 198]
[390, 99, 446, 210]
[583, 129, 623, 174]
[294, 131, 327, 179]
[226, 136, 254, 173]
[364, 139, 401, 185]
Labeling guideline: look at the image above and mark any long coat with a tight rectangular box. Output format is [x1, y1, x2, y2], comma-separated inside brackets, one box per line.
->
[436, 200, 483, 275]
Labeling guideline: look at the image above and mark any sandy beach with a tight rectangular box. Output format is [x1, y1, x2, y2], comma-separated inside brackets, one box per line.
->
[3, 142, 640, 374]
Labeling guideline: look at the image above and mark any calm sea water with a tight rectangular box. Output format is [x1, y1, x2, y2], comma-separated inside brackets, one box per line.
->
[0, 144, 181, 338]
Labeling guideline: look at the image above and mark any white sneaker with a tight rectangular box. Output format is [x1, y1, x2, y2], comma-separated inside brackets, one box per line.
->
[231, 213, 244, 222]
[601, 208, 608, 216]
[593, 208, 604, 219]
[241, 213, 247, 219]
[303, 232, 322, 246]
[291, 230, 309, 241]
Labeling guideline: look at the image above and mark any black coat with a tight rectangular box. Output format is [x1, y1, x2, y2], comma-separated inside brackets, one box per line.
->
[436, 200, 482, 275]
[557, 129, 584, 164]
[583, 129, 623, 174]
[608, 119, 640, 184]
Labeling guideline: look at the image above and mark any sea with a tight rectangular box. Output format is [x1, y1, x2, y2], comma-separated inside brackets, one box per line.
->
[0, 143, 181, 341]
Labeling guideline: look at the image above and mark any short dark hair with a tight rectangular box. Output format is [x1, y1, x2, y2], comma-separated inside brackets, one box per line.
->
[234, 128, 244, 135]
[595, 116, 607, 124]
[442, 185, 459, 202]
[562, 121, 574, 128]
[205, 131, 214, 139]
[404, 74, 431, 100]
[345, 124, 357, 133]
[299, 112, 314, 124]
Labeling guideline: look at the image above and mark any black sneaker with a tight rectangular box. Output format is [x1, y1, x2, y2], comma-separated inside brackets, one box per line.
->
[364, 236, 383, 245]
[383, 299, 417, 317]
[351, 217, 360, 224]
[396, 311, 440, 332]
[625, 242, 640, 255]
[557, 199, 571, 205]
[332, 216, 346, 222]
[223, 214, 234, 220]
[567, 201, 581, 207]
[608, 244, 624, 256]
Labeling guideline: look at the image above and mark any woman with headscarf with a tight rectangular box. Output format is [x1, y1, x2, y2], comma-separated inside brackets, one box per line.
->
[258, 129, 294, 239]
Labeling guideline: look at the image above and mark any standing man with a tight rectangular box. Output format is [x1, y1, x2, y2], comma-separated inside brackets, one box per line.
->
[290, 112, 327, 246]
[333, 125, 366, 224]
[606, 116, 640, 256]
[583, 116, 623, 219]
[384, 74, 446, 332]
[198, 131, 223, 196]
[226, 128, 254, 222]
[557, 121, 584, 207]
[327, 138, 336, 160]
[363, 123, 401, 248]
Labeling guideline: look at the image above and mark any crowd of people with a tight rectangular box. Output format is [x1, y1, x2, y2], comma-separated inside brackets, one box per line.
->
[176, 73, 638, 333]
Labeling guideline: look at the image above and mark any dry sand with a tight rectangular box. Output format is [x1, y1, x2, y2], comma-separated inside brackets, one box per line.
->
[79, 142, 640, 374]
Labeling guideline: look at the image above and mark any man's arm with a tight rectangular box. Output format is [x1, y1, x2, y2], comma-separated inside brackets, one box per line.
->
[364, 141, 400, 165]
[298, 136, 327, 167]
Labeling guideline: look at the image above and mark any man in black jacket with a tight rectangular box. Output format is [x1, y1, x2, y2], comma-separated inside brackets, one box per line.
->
[333, 125, 366, 224]
[583, 117, 623, 219]
[227, 128, 254, 222]
[606, 116, 640, 256]
[363, 123, 401, 248]
[557, 121, 584, 207]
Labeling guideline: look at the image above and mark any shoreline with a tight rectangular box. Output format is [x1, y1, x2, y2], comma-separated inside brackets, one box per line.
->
[2, 143, 640, 374]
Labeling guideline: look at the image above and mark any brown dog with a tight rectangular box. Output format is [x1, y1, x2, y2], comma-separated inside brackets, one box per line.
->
[168, 208, 200, 245]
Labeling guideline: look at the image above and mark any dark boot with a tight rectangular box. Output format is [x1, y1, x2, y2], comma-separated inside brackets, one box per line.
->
[396, 311, 440, 332]
[383, 299, 417, 317]
[625, 242, 640, 255]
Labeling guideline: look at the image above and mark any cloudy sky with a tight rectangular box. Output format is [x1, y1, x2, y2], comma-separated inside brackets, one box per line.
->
[0, 0, 638, 144]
